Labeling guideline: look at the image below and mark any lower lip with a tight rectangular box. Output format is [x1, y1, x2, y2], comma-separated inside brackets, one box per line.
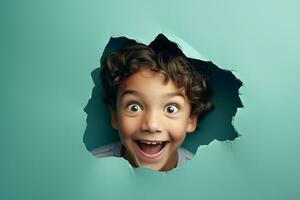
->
[134, 141, 168, 161]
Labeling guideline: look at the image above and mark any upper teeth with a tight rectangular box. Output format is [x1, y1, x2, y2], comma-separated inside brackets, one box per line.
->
[140, 140, 163, 145]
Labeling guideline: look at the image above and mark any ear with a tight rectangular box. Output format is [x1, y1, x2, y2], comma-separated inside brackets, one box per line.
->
[186, 115, 198, 133]
[110, 109, 118, 130]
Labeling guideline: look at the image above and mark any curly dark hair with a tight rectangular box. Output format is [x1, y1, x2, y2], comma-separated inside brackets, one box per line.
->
[100, 43, 214, 126]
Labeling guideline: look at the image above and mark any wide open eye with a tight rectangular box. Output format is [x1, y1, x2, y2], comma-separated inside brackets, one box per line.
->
[127, 103, 142, 112]
[164, 104, 179, 114]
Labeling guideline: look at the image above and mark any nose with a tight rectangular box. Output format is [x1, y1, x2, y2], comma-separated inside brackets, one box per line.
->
[141, 109, 162, 134]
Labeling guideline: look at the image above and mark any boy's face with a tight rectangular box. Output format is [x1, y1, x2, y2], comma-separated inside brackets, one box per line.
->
[111, 68, 197, 171]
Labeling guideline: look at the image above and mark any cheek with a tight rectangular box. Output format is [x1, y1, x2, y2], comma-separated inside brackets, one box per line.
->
[118, 116, 140, 138]
[167, 121, 189, 142]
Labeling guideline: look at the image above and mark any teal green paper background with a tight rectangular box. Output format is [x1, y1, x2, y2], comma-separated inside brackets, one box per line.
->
[1, 0, 300, 199]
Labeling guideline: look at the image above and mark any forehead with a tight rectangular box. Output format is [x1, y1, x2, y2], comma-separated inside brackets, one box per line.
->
[118, 69, 187, 99]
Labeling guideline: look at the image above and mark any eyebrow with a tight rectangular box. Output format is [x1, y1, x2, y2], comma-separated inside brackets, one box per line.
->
[120, 90, 186, 100]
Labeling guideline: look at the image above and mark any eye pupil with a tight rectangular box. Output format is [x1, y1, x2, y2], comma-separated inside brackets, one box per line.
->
[131, 105, 138, 111]
[167, 106, 175, 113]
[127, 104, 141, 112]
[165, 105, 179, 113]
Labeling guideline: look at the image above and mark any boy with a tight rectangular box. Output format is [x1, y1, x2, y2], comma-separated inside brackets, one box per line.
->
[92, 41, 214, 172]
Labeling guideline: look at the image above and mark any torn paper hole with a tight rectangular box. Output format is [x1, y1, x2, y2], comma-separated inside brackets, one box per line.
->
[83, 33, 243, 172]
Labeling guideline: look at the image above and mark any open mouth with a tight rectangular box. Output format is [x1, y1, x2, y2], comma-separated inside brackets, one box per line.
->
[134, 140, 168, 156]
